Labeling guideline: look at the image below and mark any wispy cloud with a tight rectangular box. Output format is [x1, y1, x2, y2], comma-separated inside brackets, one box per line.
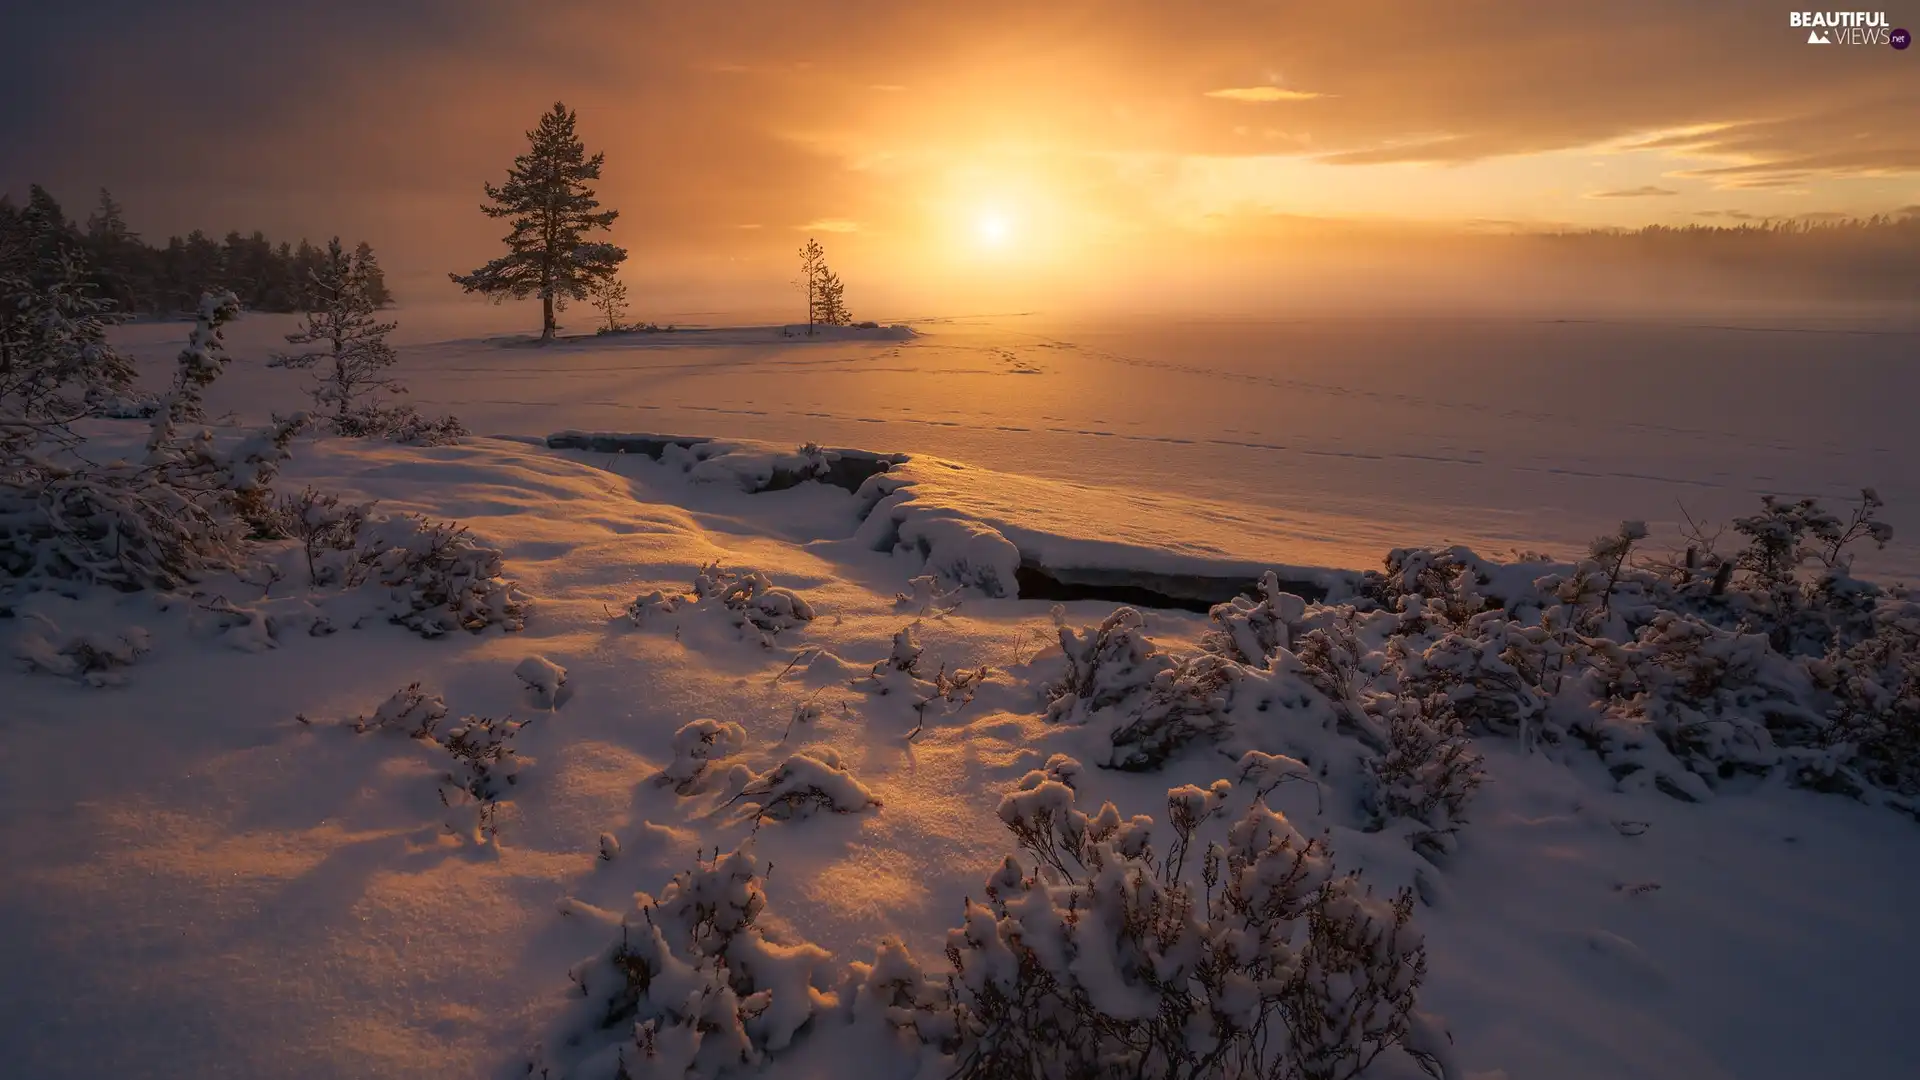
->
[1204, 86, 1322, 103]
[1585, 185, 1679, 198]
[798, 218, 859, 232]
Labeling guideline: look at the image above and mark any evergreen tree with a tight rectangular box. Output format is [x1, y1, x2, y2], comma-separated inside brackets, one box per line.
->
[85, 188, 142, 313]
[797, 237, 852, 333]
[590, 276, 628, 332]
[0, 197, 132, 432]
[353, 240, 393, 307]
[449, 101, 626, 341]
[269, 238, 401, 429]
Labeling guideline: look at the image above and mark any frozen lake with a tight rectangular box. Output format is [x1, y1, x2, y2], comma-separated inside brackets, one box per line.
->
[115, 305, 1920, 579]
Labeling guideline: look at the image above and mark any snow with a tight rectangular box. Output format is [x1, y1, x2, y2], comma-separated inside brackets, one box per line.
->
[3, 308, 1919, 1080]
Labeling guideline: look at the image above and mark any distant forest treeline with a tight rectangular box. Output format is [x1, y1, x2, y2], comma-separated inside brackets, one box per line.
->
[0, 185, 392, 316]
[1525, 213, 1920, 300]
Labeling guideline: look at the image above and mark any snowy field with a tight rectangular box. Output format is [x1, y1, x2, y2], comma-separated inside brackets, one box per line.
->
[4, 306, 1919, 1080]
[109, 303, 1920, 581]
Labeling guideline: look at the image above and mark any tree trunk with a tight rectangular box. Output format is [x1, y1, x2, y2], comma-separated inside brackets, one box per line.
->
[542, 292, 555, 342]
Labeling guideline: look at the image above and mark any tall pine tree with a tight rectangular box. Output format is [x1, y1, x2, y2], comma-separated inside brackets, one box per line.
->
[449, 102, 626, 341]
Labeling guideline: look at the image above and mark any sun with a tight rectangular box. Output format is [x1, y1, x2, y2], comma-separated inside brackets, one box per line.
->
[974, 210, 1013, 249]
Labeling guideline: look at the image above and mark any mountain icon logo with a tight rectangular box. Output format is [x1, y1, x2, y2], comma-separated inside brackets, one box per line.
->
[1808, 29, 1833, 43]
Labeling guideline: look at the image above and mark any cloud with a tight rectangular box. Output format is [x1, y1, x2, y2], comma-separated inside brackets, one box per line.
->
[1204, 87, 1323, 103]
[799, 219, 860, 232]
[1585, 185, 1680, 198]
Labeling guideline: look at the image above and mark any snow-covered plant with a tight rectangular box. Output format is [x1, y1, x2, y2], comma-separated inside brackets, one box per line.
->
[0, 185, 133, 438]
[1585, 613, 1809, 799]
[275, 486, 376, 586]
[352, 682, 450, 737]
[726, 747, 879, 820]
[348, 512, 531, 636]
[164, 291, 241, 423]
[919, 764, 1450, 1080]
[11, 616, 150, 687]
[1726, 490, 1892, 653]
[625, 588, 684, 624]
[1105, 653, 1241, 771]
[854, 624, 933, 699]
[560, 845, 836, 1079]
[438, 713, 526, 840]
[659, 718, 747, 795]
[1204, 570, 1309, 667]
[1815, 594, 1920, 797]
[1366, 693, 1485, 852]
[1391, 615, 1551, 742]
[1044, 606, 1175, 723]
[269, 238, 404, 424]
[894, 573, 962, 614]
[681, 563, 814, 646]
[1362, 547, 1486, 624]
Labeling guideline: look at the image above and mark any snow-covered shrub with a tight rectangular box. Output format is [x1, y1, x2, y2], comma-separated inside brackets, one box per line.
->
[659, 718, 748, 795]
[1815, 594, 1920, 797]
[1105, 653, 1241, 771]
[1391, 615, 1551, 742]
[1588, 612, 1810, 796]
[349, 512, 530, 636]
[894, 573, 962, 614]
[516, 655, 568, 707]
[853, 624, 933, 697]
[1366, 693, 1485, 852]
[555, 845, 837, 1079]
[916, 765, 1449, 1080]
[726, 747, 879, 820]
[438, 713, 526, 840]
[351, 682, 449, 737]
[1204, 569, 1309, 667]
[11, 616, 150, 687]
[329, 403, 470, 446]
[675, 563, 814, 646]
[625, 589, 683, 624]
[1044, 607, 1174, 723]
[275, 486, 376, 586]
[1361, 546, 1489, 624]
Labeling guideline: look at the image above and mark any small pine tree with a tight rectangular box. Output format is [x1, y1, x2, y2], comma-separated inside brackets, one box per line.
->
[270, 239, 401, 429]
[591, 276, 629, 333]
[796, 237, 852, 334]
[449, 102, 627, 341]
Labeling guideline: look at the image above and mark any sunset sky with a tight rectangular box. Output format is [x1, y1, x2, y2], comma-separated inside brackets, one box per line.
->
[4, 1, 1916, 304]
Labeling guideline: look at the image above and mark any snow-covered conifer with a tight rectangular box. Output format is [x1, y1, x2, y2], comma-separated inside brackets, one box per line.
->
[269, 238, 404, 429]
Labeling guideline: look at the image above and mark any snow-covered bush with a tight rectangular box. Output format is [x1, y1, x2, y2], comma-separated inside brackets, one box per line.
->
[726, 747, 879, 820]
[659, 719, 748, 795]
[1044, 607, 1174, 723]
[275, 486, 376, 587]
[661, 562, 814, 646]
[554, 845, 837, 1079]
[1814, 594, 1920, 798]
[11, 615, 150, 687]
[349, 512, 531, 636]
[352, 682, 449, 737]
[438, 713, 527, 841]
[1204, 569, 1309, 667]
[907, 762, 1450, 1080]
[1365, 693, 1485, 853]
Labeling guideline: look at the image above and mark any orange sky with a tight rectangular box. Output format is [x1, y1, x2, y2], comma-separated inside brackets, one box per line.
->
[4, 1, 1917, 308]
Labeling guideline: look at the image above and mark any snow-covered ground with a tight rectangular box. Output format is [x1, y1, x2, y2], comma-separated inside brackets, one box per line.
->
[5, 308, 1919, 1079]
[108, 304, 1920, 582]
